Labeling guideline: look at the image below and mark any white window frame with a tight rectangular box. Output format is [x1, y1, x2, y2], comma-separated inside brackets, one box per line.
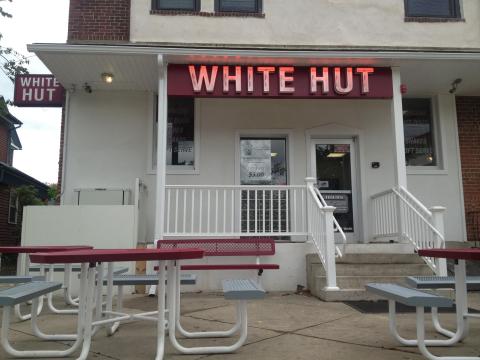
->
[404, 96, 447, 175]
[8, 188, 18, 225]
[234, 129, 294, 186]
[147, 94, 201, 175]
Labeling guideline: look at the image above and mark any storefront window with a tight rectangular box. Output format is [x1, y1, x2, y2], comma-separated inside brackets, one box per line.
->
[403, 98, 436, 167]
[167, 97, 195, 166]
[239, 137, 288, 233]
[153, 96, 195, 170]
[240, 138, 287, 185]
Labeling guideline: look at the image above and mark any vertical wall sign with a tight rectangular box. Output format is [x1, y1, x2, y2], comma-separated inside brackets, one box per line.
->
[14, 75, 65, 107]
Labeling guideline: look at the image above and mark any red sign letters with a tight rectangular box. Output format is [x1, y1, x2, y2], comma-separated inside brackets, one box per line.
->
[14, 75, 65, 107]
[168, 65, 393, 99]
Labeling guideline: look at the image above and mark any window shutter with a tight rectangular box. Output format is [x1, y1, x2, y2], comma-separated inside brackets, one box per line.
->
[218, 0, 259, 12]
[157, 0, 198, 11]
[406, 0, 458, 17]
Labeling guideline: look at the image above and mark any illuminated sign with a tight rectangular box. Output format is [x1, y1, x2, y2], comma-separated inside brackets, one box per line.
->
[168, 65, 392, 98]
[14, 75, 65, 107]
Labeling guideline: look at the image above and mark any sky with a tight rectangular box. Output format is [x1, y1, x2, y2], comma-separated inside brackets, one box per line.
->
[0, 0, 69, 184]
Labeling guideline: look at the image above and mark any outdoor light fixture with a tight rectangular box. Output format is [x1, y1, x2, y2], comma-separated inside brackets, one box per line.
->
[101, 73, 114, 84]
[449, 78, 462, 94]
[83, 83, 92, 94]
[271, 152, 278, 157]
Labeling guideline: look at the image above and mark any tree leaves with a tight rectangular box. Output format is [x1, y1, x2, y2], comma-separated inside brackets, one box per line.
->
[0, 0, 30, 84]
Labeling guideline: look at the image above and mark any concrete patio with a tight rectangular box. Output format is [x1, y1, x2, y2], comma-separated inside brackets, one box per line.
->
[1, 291, 479, 360]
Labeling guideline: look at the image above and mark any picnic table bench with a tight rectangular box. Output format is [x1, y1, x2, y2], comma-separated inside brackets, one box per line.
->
[406, 275, 480, 290]
[365, 283, 463, 349]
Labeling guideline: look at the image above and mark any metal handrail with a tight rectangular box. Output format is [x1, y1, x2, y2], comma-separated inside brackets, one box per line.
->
[392, 188, 444, 242]
[398, 186, 432, 218]
[313, 187, 347, 245]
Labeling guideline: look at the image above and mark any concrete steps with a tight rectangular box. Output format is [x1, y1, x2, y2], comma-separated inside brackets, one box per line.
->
[307, 250, 435, 301]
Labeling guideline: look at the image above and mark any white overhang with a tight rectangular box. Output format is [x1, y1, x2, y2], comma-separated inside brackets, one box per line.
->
[27, 43, 480, 95]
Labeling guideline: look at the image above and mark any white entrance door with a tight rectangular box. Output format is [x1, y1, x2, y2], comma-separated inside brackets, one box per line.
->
[311, 139, 359, 242]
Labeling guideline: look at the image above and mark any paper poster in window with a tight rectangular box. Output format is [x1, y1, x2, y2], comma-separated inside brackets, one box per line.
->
[240, 140, 272, 184]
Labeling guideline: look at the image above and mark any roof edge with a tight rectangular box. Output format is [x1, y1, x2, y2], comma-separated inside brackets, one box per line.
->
[27, 42, 480, 61]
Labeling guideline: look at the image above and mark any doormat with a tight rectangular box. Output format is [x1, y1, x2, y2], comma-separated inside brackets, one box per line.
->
[343, 300, 480, 314]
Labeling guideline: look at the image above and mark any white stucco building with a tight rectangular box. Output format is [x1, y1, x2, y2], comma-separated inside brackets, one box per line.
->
[24, 0, 480, 298]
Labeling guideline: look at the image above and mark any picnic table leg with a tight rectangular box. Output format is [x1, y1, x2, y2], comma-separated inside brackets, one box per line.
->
[167, 261, 249, 354]
[63, 264, 80, 307]
[416, 306, 480, 360]
[0, 265, 89, 358]
[155, 260, 167, 360]
[105, 262, 117, 336]
[454, 260, 470, 341]
[77, 263, 98, 360]
[46, 264, 79, 315]
[431, 307, 456, 338]
[387, 300, 465, 346]
[174, 265, 241, 338]
[14, 255, 44, 321]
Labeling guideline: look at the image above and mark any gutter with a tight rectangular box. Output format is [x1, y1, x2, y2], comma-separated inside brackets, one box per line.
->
[27, 43, 480, 61]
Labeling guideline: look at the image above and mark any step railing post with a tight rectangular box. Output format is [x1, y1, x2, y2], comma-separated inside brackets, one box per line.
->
[430, 206, 447, 276]
[395, 188, 406, 243]
[323, 206, 339, 291]
[305, 178, 316, 240]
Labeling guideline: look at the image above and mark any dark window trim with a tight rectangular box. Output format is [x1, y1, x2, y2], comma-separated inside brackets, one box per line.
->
[151, 0, 201, 12]
[404, 0, 461, 19]
[215, 0, 263, 13]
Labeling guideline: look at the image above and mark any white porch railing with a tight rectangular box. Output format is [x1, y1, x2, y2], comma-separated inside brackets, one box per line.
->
[305, 179, 339, 290]
[371, 186, 447, 275]
[164, 185, 309, 237]
[164, 180, 342, 291]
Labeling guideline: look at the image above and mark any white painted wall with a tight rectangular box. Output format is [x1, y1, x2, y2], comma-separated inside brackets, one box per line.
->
[61, 90, 465, 290]
[63, 90, 150, 205]
[406, 94, 467, 243]
[131, 0, 480, 50]
[21, 205, 138, 294]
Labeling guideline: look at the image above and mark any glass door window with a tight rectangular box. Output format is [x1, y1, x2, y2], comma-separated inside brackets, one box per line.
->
[314, 142, 356, 233]
[240, 138, 287, 233]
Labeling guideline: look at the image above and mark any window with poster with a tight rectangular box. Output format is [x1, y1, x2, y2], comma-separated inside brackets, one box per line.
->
[152, 96, 197, 173]
[239, 138, 288, 233]
[403, 98, 438, 167]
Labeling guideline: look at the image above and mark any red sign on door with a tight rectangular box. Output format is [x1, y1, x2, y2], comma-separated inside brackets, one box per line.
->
[14, 75, 65, 107]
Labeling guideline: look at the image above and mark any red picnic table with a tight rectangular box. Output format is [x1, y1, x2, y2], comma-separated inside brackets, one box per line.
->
[29, 248, 204, 360]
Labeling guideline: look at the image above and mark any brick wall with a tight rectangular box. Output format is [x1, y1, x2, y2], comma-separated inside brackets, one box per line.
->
[0, 125, 9, 163]
[456, 97, 480, 241]
[68, 0, 131, 42]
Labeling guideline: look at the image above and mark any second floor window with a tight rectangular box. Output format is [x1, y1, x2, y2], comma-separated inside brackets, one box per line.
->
[154, 0, 200, 11]
[405, 0, 461, 18]
[215, 0, 262, 13]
